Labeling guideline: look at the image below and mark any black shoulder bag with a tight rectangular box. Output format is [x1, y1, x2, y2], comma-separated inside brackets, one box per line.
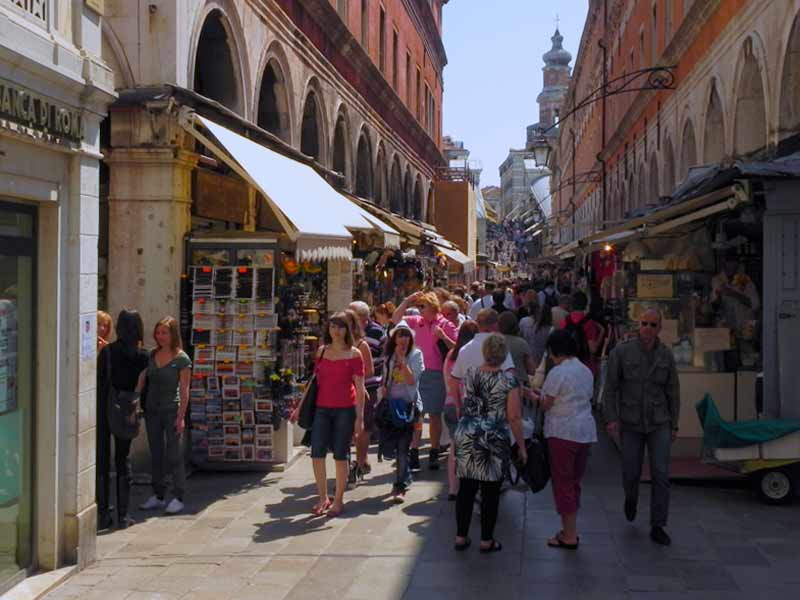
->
[298, 346, 327, 431]
[105, 346, 141, 440]
[510, 400, 550, 494]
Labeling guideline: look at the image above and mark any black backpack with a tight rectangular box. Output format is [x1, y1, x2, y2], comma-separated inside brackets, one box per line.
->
[542, 289, 558, 310]
[564, 314, 592, 364]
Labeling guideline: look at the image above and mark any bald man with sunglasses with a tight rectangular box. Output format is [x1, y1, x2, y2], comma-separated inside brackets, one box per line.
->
[604, 309, 680, 547]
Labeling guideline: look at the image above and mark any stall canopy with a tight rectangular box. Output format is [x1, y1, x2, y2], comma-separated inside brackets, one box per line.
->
[182, 112, 398, 260]
[427, 232, 475, 273]
[348, 195, 424, 246]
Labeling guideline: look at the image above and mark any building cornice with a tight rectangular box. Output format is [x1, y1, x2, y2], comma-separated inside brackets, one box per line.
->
[402, 0, 448, 73]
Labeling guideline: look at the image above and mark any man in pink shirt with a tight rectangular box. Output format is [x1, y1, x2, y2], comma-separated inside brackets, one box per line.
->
[393, 291, 457, 470]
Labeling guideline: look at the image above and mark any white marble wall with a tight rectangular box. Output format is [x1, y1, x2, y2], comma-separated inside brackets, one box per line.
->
[0, 0, 115, 582]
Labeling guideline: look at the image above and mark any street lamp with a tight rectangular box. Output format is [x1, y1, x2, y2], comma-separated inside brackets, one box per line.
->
[530, 133, 552, 168]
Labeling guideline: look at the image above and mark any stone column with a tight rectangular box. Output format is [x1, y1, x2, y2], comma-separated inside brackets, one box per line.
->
[105, 145, 198, 334]
[60, 152, 102, 569]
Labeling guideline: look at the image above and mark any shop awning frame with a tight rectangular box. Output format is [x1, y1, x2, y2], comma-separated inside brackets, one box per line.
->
[180, 110, 398, 260]
[579, 184, 747, 246]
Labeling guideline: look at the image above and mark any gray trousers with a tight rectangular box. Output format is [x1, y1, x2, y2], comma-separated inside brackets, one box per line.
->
[145, 409, 185, 500]
[621, 425, 671, 528]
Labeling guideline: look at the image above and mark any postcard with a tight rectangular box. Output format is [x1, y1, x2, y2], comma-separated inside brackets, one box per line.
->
[242, 445, 255, 461]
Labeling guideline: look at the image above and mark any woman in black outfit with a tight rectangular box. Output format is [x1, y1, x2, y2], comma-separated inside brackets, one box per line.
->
[96, 309, 149, 529]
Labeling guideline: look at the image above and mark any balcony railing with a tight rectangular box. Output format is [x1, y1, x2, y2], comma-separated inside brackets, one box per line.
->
[435, 165, 480, 187]
[4, 0, 48, 24]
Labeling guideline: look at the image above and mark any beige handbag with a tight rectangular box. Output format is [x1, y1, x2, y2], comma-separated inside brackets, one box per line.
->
[530, 352, 547, 390]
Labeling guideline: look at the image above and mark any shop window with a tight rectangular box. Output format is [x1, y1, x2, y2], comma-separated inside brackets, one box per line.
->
[0, 202, 35, 592]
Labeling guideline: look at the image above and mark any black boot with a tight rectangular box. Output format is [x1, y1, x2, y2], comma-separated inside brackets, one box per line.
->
[428, 448, 440, 471]
[116, 475, 135, 529]
[409, 448, 421, 471]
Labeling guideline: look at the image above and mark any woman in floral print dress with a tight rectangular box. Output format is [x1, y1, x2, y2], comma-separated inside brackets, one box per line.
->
[453, 334, 526, 553]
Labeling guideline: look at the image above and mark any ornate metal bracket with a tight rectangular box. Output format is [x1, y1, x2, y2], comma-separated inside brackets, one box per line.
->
[540, 66, 676, 135]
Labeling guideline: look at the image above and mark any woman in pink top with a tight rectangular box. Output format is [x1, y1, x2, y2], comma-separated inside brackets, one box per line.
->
[291, 312, 364, 517]
[444, 321, 479, 500]
[392, 291, 457, 471]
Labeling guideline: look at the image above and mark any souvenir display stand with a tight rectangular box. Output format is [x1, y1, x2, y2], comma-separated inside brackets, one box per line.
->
[183, 234, 294, 471]
[595, 213, 763, 456]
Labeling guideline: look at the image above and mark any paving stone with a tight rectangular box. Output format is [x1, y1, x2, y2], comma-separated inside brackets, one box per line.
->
[39, 430, 800, 600]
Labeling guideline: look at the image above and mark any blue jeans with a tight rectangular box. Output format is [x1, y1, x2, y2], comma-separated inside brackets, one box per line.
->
[395, 429, 413, 488]
[621, 425, 671, 527]
[310, 406, 356, 460]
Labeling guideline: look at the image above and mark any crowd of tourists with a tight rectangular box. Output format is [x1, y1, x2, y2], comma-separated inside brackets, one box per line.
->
[289, 274, 681, 551]
[94, 271, 680, 551]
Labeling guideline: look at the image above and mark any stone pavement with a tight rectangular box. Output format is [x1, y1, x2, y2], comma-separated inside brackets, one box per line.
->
[42, 432, 800, 600]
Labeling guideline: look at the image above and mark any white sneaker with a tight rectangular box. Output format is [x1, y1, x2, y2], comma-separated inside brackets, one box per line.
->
[139, 495, 166, 510]
[164, 498, 184, 514]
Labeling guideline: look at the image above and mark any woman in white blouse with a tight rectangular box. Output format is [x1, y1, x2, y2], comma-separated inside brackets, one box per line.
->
[535, 329, 597, 550]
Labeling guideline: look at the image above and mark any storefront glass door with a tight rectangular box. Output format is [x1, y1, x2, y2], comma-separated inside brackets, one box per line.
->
[0, 202, 35, 591]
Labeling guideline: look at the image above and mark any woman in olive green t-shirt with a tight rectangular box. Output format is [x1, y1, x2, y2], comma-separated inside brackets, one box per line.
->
[136, 316, 191, 515]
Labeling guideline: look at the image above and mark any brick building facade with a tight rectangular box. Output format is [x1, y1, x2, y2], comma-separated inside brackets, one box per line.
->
[551, 0, 800, 243]
[99, 0, 447, 331]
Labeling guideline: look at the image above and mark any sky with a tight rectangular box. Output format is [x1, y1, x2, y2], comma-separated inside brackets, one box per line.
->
[442, 0, 588, 187]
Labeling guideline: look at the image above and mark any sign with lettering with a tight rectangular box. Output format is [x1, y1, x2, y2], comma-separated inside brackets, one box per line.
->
[636, 274, 674, 299]
[0, 78, 84, 145]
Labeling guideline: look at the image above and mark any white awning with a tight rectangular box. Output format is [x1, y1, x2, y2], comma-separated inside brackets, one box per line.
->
[437, 245, 475, 273]
[182, 113, 397, 260]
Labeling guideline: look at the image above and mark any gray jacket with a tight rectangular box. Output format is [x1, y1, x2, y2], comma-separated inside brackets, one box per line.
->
[603, 338, 680, 433]
[385, 348, 425, 410]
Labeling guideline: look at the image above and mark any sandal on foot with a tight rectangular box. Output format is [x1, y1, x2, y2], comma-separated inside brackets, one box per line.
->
[311, 498, 331, 517]
[479, 540, 503, 553]
[454, 537, 472, 551]
[547, 532, 579, 550]
[326, 505, 344, 518]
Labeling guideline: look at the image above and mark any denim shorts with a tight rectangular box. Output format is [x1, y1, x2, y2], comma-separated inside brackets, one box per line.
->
[419, 370, 446, 415]
[310, 406, 356, 460]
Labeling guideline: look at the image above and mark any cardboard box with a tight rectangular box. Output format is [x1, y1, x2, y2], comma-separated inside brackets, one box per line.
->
[636, 273, 674, 298]
[693, 328, 731, 352]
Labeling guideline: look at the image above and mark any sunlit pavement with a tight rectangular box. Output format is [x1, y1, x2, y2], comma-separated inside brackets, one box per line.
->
[43, 431, 800, 600]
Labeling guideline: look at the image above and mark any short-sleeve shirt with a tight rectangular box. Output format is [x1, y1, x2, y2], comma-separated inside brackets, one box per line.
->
[403, 314, 457, 371]
[503, 334, 533, 383]
[146, 350, 192, 412]
[451, 333, 515, 379]
[541, 357, 597, 444]
[315, 355, 365, 409]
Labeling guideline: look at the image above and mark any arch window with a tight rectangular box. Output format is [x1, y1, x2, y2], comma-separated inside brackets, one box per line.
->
[331, 113, 350, 188]
[734, 40, 768, 156]
[780, 13, 800, 137]
[194, 10, 242, 113]
[413, 177, 424, 221]
[257, 60, 290, 142]
[301, 91, 323, 162]
[355, 131, 374, 199]
[679, 120, 698, 180]
[390, 158, 403, 214]
[704, 83, 725, 164]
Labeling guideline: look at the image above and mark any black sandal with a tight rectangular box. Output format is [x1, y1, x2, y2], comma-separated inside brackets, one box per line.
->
[547, 532, 579, 550]
[479, 540, 503, 553]
[454, 537, 472, 551]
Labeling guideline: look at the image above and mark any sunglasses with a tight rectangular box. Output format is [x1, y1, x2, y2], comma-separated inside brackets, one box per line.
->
[640, 321, 659, 328]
